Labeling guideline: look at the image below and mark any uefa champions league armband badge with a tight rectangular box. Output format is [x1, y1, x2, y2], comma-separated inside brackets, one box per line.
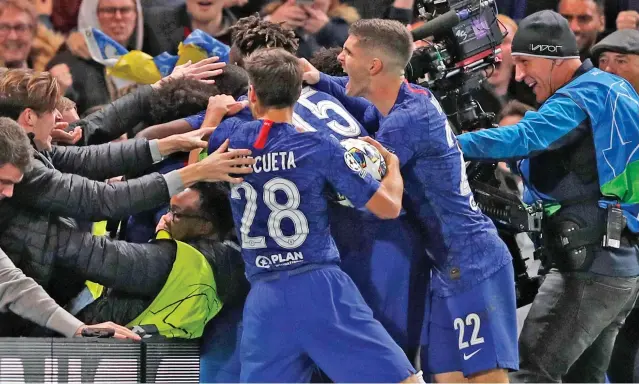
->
[333, 139, 387, 208]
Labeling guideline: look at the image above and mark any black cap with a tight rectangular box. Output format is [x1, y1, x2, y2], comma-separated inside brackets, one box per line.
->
[591, 29, 639, 60]
[511, 10, 580, 59]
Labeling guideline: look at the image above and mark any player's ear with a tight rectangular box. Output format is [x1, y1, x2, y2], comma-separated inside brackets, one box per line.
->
[370, 57, 383, 76]
[248, 84, 258, 104]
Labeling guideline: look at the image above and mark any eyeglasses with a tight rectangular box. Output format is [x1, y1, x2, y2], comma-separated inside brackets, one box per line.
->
[97, 6, 136, 17]
[168, 207, 210, 221]
[0, 23, 34, 36]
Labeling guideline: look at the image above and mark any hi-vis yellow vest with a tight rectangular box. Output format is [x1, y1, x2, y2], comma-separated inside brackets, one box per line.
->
[87, 230, 222, 339]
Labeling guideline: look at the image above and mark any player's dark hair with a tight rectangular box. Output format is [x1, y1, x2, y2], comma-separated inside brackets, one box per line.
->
[230, 15, 299, 67]
[244, 48, 303, 109]
[497, 100, 536, 122]
[148, 78, 220, 124]
[309, 47, 346, 77]
[214, 64, 250, 99]
[148, 65, 249, 124]
[191, 182, 234, 239]
[348, 18, 414, 72]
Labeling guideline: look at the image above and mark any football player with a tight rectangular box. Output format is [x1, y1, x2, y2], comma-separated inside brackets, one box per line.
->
[172, 15, 429, 356]
[207, 47, 422, 383]
[302, 19, 519, 383]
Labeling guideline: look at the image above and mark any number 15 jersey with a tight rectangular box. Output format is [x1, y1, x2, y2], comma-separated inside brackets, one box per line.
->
[208, 119, 382, 281]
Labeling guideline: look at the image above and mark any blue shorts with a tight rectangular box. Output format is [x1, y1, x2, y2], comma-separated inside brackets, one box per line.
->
[200, 305, 243, 383]
[421, 263, 519, 377]
[240, 265, 417, 383]
[333, 208, 429, 352]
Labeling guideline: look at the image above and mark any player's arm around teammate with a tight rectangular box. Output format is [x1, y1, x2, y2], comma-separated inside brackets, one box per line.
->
[303, 19, 517, 384]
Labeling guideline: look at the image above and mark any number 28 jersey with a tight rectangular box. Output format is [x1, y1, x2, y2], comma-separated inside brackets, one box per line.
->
[208, 120, 381, 281]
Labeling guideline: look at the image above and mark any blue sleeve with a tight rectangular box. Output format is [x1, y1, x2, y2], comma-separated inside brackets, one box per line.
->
[374, 111, 418, 167]
[184, 110, 206, 129]
[323, 137, 380, 208]
[207, 120, 233, 154]
[314, 73, 373, 123]
[207, 115, 252, 154]
[458, 95, 588, 161]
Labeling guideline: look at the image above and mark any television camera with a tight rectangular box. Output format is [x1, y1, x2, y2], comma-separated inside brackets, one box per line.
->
[407, 0, 544, 307]
[407, 0, 502, 133]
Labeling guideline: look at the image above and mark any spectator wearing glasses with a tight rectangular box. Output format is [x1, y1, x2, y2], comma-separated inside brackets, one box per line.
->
[0, 0, 66, 72]
[46, 0, 145, 115]
[74, 182, 248, 340]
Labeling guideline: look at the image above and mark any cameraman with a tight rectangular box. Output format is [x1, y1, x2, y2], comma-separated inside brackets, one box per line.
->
[458, 10, 639, 383]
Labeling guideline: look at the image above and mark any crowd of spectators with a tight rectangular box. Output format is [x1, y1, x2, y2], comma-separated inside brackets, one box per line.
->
[0, 0, 638, 382]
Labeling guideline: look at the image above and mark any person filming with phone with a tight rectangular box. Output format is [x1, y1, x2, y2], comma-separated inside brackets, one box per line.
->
[261, 0, 360, 59]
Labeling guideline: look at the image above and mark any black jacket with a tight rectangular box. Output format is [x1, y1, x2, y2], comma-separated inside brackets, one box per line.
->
[76, 238, 249, 328]
[0, 87, 175, 335]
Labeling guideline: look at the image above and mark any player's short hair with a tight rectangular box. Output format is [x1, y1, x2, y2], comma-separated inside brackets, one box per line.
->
[230, 15, 299, 67]
[0, 69, 59, 119]
[0, 117, 33, 173]
[56, 96, 76, 112]
[348, 19, 414, 72]
[497, 100, 536, 121]
[244, 48, 303, 109]
[214, 63, 250, 99]
[309, 47, 346, 77]
[148, 64, 249, 124]
[148, 77, 220, 124]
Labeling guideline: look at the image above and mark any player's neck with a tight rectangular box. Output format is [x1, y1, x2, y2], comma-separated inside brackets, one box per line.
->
[367, 75, 404, 116]
[259, 107, 294, 124]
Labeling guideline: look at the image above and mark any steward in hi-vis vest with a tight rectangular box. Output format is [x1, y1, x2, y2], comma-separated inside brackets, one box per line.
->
[76, 182, 248, 338]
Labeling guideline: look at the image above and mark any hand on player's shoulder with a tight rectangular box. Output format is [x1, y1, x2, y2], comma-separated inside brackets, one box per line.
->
[202, 95, 247, 128]
[199, 139, 256, 183]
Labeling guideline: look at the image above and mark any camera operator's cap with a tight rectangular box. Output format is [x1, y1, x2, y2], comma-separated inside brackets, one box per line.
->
[511, 10, 580, 59]
[590, 29, 639, 61]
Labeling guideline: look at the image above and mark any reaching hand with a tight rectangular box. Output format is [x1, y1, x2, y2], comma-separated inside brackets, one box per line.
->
[75, 322, 141, 341]
[299, 58, 321, 85]
[202, 95, 248, 128]
[158, 127, 216, 156]
[153, 57, 226, 89]
[51, 124, 83, 145]
[197, 139, 255, 183]
[66, 31, 91, 60]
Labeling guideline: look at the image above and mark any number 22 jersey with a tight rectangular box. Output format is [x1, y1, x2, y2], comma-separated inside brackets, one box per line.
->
[208, 119, 381, 281]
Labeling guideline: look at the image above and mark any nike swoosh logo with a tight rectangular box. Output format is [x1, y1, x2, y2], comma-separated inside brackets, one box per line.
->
[463, 349, 481, 360]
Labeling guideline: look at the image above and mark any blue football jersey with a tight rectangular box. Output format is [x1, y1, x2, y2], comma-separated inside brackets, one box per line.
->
[184, 87, 370, 140]
[314, 75, 512, 296]
[208, 119, 381, 280]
